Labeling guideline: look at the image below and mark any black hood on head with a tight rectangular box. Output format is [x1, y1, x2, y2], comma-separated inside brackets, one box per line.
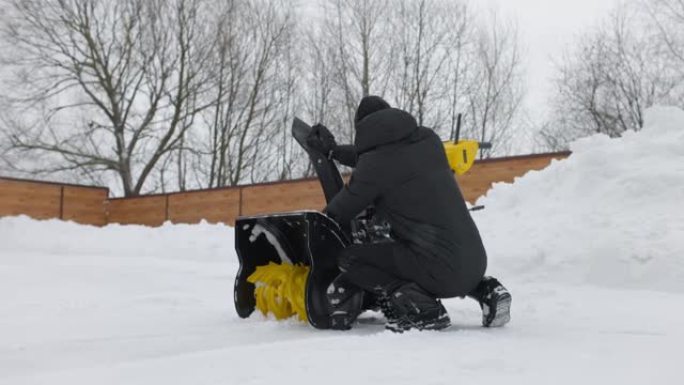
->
[355, 95, 391, 123]
[354, 108, 418, 154]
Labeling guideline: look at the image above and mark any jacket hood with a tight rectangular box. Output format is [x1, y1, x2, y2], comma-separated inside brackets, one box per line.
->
[354, 108, 418, 154]
[355, 95, 391, 123]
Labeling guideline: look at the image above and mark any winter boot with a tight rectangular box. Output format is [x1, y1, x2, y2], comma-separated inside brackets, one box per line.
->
[383, 282, 451, 333]
[374, 293, 399, 325]
[468, 276, 512, 327]
[327, 274, 365, 330]
[361, 291, 381, 312]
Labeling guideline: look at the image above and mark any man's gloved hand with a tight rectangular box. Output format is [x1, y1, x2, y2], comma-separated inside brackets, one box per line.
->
[306, 123, 337, 158]
[336, 247, 359, 273]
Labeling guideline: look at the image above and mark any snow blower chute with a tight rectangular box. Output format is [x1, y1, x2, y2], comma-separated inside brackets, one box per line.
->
[234, 116, 489, 329]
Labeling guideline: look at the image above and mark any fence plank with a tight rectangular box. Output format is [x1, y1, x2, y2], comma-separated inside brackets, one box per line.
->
[0, 179, 62, 220]
[62, 186, 108, 226]
[168, 189, 241, 225]
[107, 196, 167, 227]
[240, 179, 326, 216]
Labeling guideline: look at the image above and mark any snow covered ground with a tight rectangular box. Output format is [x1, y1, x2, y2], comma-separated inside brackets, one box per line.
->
[1, 107, 683, 384]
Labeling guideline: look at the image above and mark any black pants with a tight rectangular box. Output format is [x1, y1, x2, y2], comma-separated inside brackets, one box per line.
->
[338, 241, 483, 298]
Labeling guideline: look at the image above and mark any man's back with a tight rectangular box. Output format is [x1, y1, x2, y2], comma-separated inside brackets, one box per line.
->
[326, 108, 487, 296]
[369, 126, 484, 259]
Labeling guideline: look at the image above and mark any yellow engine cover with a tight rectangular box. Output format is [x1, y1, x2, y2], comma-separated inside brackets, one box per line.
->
[443, 140, 479, 175]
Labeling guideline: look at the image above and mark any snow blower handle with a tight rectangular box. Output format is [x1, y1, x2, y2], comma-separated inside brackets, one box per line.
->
[307, 123, 338, 159]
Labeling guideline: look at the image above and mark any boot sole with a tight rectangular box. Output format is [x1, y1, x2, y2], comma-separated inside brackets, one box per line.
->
[484, 293, 511, 328]
[386, 314, 451, 333]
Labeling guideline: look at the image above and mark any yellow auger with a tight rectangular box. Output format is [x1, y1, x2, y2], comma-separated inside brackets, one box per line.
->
[247, 262, 310, 322]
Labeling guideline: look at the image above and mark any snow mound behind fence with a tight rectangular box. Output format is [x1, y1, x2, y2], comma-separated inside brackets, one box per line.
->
[475, 106, 684, 291]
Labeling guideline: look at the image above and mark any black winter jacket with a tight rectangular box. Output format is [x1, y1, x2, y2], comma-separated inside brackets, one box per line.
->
[325, 108, 487, 289]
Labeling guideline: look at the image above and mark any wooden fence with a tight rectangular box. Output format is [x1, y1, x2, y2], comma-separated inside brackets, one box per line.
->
[0, 177, 109, 226]
[106, 178, 327, 227]
[0, 151, 570, 227]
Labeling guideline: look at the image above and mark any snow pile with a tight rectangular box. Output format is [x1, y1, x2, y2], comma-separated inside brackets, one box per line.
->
[476, 106, 684, 291]
[0, 216, 234, 261]
[0, 218, 241, 383]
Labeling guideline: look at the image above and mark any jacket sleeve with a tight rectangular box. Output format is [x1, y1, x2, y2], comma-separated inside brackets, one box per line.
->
[324, 156, 382, 225]
[332, 144, 358, 167]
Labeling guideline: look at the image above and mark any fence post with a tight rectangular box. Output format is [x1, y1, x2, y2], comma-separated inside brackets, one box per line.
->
[238, 187, 243, 217]
[165, 195, 170, 223]
[59, 186, 65, 220]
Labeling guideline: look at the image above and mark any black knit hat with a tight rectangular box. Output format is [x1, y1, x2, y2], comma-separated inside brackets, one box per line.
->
[355, 95, 390, 123]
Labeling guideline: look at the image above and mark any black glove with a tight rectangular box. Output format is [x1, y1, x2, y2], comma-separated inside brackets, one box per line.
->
[306, 123, 337, 158]
[336, 248, 359, 273]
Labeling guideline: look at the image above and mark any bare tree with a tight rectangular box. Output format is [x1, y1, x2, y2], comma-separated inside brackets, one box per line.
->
[319, 0, 394, 142]
[296, 24, 339, 177]
[467, 10, 524, 158]
[0, 0, 530, 193]
[301, 25, 336, 130]
[391, 0, 454, 128]
[304, 0, 525, 155]
[642, 0, 684, 106]
[544, 2, 683, 148]
[443, 3, 480, 142]
[193, 0, 296, 188]
[1, 0, 214, 196]
[644, 0, 684, 65]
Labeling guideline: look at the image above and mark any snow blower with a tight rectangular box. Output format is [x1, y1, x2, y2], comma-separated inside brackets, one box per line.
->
[234, 116, 490, 329]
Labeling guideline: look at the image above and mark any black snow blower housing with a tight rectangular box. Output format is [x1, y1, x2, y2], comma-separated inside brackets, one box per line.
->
[234, 118, 352, 329]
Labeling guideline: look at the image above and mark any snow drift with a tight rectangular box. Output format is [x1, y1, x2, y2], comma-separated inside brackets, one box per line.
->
[476, 106, 684, 291]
